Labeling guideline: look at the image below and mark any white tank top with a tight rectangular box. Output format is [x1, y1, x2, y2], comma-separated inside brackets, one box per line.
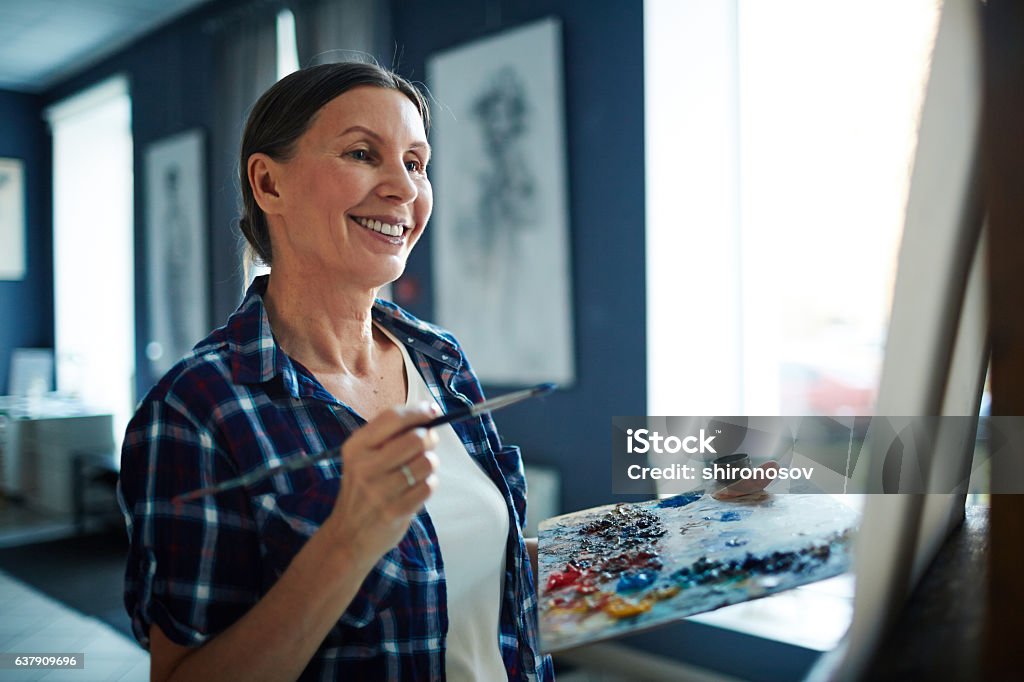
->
[382, 325, 510, 681]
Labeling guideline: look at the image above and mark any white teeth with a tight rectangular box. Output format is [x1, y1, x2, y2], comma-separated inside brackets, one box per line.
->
[355, 217, 405, 237]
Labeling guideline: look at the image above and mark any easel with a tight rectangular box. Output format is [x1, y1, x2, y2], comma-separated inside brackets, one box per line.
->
[807, 0, 1024, 677]
[981, 0, 1024, 678]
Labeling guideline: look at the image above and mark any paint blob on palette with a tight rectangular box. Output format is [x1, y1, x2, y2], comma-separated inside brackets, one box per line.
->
[538, 492, 858, 652]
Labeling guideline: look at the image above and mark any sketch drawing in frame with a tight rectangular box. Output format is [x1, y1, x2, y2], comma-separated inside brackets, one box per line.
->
[144, 130, 209, 375]
[0, 157, 26, 280]
[427, 18, 575, 386]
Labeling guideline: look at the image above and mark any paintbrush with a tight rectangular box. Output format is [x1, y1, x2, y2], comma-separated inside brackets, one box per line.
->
[173, 382, 557, 504]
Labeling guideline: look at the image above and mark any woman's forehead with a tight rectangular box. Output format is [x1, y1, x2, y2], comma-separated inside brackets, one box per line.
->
[310, 86, 426, 141]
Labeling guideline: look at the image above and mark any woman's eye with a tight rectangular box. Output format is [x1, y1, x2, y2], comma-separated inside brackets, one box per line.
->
[405, 159, 425, 173]
[348, 149, 371, 161]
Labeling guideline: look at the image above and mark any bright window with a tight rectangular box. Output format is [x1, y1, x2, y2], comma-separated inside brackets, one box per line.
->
[276, 8, 299, 78]
[646, 0, 940, 416]
[46, 76, 135, 440]
[644, 0, 942, 653]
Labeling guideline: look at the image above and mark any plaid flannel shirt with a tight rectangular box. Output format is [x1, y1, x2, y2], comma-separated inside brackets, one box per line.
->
[118, 275, 554, 681]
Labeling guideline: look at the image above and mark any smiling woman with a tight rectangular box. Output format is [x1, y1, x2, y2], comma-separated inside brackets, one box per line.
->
[250, 86, 432, 296]
[117, 62, 553, 682]
[236, 65, 430, 269]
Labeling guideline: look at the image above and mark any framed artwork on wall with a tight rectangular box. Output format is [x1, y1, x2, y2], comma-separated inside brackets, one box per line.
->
[144, 129, 209, 375]
[0, 157, 26, 280]
[427, 17, 575, 386]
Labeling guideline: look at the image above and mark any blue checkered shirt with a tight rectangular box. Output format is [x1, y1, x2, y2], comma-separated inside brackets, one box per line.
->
[118, 276, 554, 681]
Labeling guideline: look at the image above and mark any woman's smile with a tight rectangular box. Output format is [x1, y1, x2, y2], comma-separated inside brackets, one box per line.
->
[350, 214, 410, 243]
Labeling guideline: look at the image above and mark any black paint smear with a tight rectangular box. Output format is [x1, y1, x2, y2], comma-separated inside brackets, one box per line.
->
[579, 503, 667, 549]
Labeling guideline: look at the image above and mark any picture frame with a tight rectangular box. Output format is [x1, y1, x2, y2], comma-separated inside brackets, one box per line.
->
[0, 157, 26, 280]
[7, 348, 53, 396]
[143, 129, 209, 375]
[427, 18, 575, 386]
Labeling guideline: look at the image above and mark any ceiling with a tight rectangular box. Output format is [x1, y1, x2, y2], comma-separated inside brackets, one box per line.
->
[0, 0, 216, 93]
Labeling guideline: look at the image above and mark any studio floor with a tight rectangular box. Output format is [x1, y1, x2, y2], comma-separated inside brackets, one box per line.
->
[0, 499, 146, 681]
[0, 500, 651, 682]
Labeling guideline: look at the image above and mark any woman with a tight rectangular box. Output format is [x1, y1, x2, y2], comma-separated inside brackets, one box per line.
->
[118, 62, 554, 682]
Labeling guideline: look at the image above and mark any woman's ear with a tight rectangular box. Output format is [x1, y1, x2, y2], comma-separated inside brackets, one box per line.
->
[248, 153, 282, 215]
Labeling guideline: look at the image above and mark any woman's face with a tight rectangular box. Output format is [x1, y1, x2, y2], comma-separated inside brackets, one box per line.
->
[264, 86, 432, 288]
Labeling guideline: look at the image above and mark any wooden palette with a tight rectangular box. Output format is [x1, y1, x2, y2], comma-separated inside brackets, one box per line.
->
[538, 492, 858, 652]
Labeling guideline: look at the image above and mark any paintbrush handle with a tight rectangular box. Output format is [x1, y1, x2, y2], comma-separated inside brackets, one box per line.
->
[175, 447, 341, 503]
[421, 382, 556, 429]
[174, 382, 556, 503]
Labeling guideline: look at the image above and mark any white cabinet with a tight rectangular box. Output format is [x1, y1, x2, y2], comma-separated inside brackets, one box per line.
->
[0, 396, 114, 517]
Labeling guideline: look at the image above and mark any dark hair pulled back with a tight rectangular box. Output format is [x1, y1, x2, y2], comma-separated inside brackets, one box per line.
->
[238, 62, 430, 265]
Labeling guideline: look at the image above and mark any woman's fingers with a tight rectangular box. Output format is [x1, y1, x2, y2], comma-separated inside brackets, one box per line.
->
[332, 417, 439, 517]
[352, 403, 438, 450]
[331, 453, 437, 550]
[389, 469, 439, 518]
[712, 461, 780, 500]
[378, 449, 439, 518]
[346, 426, 439, 481]
[344, 407, 440, 476]
[390, 450, 439, 493]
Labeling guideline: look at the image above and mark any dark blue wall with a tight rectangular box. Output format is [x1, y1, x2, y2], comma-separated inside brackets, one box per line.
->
[0, 89, 52, 394]
[392, 0, 649, 515]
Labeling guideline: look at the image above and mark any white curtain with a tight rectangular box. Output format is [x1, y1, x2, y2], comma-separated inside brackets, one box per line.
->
[211, 11, 278, 311]
[291, 0, 392, 67]
[46, 76, 135, 438]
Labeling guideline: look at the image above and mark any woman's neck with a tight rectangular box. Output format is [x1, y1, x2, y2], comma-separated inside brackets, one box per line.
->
[262, 268, 386, 378]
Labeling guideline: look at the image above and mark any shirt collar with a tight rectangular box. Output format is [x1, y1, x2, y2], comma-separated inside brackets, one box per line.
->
[371, 298, 463, 371]
[225, 275, 293, 388]
[225, 275, 463, 390]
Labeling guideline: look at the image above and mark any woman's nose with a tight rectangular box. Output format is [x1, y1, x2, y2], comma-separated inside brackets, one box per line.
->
[377, 159, 417, 203]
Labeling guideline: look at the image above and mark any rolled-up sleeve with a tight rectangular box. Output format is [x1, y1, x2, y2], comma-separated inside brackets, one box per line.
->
[118, 395, 261, 649]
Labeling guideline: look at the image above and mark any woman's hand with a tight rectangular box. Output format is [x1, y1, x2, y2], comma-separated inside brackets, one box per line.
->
[711, 460, 780, 500]
[323, 403, 440, 569]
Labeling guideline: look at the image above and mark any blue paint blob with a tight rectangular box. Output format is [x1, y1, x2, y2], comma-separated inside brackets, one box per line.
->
[617, 571, 657, 593]
[704, 510, 749, 522]
[657, 492, 703, 509]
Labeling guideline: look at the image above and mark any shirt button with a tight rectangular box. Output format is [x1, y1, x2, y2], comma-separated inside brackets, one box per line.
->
[441, 354, 449, 361]
[407, 337, 414, 344]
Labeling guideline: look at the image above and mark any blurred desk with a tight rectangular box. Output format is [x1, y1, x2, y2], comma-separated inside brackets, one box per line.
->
[0, 394, 114, 517]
